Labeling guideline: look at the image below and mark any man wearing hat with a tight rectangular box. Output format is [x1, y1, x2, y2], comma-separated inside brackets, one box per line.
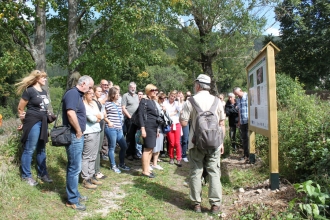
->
[180, 74, 225, 214]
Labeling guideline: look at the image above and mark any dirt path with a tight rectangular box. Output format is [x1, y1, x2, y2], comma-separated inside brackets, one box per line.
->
[71, 152, 296, 219]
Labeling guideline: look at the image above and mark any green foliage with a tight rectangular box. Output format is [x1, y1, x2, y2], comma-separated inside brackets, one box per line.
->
[275, 0, 330, 89]
[0, 105, 15, 119]
[291, 180, 330, 219]
[49, 87, 65, 112]
[258, 73, 330, 186]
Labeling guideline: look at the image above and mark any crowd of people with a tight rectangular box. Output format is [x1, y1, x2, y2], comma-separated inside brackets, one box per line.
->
[16, 70, 249, 214]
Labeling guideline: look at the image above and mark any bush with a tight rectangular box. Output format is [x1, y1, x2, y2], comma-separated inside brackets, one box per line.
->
[0, 105, 16, 119]
[258, 74, 330, 185]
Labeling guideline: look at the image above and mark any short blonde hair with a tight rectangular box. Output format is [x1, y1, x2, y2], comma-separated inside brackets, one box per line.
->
[145, 84, 157, 96]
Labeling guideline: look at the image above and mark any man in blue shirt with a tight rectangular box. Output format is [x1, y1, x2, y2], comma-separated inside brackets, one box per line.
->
[233, 87, 249, 161]
[63, 75, 94, 211]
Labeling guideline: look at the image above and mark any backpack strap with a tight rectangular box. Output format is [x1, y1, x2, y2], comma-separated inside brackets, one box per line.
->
[188, 97, 203, 114]
[189, 96, 219, 113]
[209, 97, 219, 113]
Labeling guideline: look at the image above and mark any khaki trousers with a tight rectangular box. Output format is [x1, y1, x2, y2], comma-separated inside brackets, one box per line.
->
[188, 147, 222, 206]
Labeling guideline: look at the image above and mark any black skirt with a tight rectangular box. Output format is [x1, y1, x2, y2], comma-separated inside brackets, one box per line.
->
[143, 120, 158, 149]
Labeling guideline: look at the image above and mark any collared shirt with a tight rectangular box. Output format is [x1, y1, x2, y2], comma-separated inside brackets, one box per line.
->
[121, 92, 139, 116]
[237, 92, 248, 124]
[180, 90, 225, 150]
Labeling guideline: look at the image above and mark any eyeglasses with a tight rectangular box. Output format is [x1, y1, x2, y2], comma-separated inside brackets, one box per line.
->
[102, 84, 109, 86]
[150, 89, 158, 92]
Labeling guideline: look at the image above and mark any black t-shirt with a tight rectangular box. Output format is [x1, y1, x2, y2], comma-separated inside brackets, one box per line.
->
[62, 87, 86, 132]
[22, 87, 49, 114]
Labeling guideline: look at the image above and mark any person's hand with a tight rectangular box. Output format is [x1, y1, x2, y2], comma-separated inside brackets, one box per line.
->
[220, 143, 224, 155]
[108, 121, 114, 127]
[237, 121, 241, 127]
[76, 130, 83, 139]
[96, 113, 102, 121]
[19, 112, 26, 120]
[17, 124, 23, 131]
[141, 128, 146, 138]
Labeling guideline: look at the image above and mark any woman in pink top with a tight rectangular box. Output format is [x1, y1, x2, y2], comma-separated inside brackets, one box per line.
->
[164, 90, 182, 167]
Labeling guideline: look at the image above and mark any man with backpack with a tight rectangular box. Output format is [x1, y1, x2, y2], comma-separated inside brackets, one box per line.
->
[180, 74, 225, 214]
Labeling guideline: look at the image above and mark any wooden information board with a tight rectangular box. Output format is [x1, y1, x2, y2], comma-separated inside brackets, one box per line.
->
[246, 42, 280, 190]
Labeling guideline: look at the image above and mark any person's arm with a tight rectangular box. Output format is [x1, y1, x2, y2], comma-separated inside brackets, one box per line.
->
[219, 119, 225, 154]
[122, 105, 131, 118]
[67, 110, 83, 138]
[17, 98, 28, 130]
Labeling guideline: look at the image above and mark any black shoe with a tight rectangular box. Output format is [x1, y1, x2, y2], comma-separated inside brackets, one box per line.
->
[133, 155, 141, 160]
[66, 202, 86, 211]
[142, 173, 155, 178]
[37, 175, 53, 183]
[79, 195, 88, 202]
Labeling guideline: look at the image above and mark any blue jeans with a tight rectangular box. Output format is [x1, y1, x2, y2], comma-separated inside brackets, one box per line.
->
[181, 124, 189, 159]
[104, 127, 127, 167]
[21, 121, 48, 178]
[65, 132, 84, 204]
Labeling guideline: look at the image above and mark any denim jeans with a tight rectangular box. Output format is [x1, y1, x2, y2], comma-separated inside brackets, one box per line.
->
[65, 132, 84, 204]
[181, 124, 189, 159]
[104, 127, 127, 167]
[21, 121, 48, 178]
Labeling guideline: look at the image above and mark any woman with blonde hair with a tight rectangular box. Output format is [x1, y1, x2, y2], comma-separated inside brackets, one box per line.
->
[16, 70, 53, 186]
[139, 84, 159, 178]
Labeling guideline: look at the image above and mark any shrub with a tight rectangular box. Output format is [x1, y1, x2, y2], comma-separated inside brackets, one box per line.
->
[0, 105, 16, 119]
[258, 74, 330, 185]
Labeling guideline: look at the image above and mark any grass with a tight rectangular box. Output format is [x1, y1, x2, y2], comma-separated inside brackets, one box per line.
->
[0, 118, 272, 219]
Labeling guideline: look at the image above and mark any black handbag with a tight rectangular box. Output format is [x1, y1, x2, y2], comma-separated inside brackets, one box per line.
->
[49, 95, 73, 146]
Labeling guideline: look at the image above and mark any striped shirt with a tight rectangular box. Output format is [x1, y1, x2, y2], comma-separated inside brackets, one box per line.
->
[105, 101, 123, 129]
[237, 92, 248, 124]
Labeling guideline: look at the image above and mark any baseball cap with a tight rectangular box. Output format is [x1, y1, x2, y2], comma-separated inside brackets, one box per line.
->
[195, 74, 211, 84]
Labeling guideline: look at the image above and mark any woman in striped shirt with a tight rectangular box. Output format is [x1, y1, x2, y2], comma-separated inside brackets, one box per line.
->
[104, 87, 130, 173]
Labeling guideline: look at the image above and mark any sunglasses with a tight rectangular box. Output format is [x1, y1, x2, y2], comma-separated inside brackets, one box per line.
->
[150, 89, 158, 92]
[102, 84, 109, 86]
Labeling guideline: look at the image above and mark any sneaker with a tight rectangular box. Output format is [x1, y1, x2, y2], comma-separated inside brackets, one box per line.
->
[91, 176, 103, 185]
[66, 202, 86, 211]
[79, 195, 88, 202]
[95, 172, 107, 179]
[160, 153, 166, 158]
[118, 164, 130, 171]
[151, 165, 163, 170]
[177, 160, 182, 167]
[149, 166, 153, 171]
[37, 175, 53, 183]
[211, 205, 221, 214]
[82, 179, 97, 189]
[169, 159, 174, 165]
[182, 158, 189, 162]
[23, 177, 38, 186]
[111, 165, 121, 174]
[101, 155, 109, 161]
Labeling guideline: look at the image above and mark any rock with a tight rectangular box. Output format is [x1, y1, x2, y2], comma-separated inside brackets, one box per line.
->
[238, 188, 245, 193]
[256, 189, 262, 194]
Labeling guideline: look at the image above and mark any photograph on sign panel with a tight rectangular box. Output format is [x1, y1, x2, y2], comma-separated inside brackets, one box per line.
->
[257, 67, 263, 85]
[249, 74, 254, 88]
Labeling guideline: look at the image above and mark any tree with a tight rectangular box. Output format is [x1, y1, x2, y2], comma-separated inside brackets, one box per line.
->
[0, 0, 48, 107]
[169, 0, 268, 94]
[47, 0, 176, 88]
[275, 0, 330, 89]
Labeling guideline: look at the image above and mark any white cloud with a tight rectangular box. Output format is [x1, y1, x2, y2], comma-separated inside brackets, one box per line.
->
[264, 27, 281, 36]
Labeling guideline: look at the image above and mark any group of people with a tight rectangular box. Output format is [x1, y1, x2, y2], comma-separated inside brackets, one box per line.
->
[16, 69, 249, 214]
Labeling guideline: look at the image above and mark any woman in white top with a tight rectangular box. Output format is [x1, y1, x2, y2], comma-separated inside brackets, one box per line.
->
[81, 88, 103, 189]
[164, 90, 182, 167]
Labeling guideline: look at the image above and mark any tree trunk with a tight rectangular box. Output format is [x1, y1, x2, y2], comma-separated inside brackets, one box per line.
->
[67, 0, 79, 89]
[201, 53, 218, 96]
[34, 3, 53, 111]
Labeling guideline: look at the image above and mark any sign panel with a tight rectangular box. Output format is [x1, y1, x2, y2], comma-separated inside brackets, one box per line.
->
[248, 56, 268, 130]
